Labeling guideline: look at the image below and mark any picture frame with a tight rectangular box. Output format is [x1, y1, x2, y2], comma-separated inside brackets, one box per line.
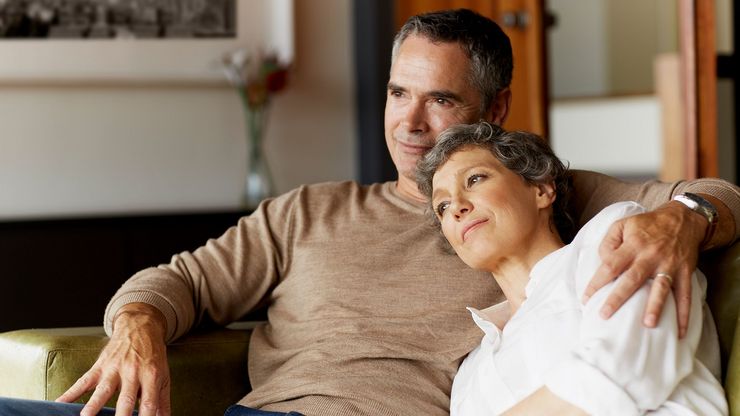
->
[0, 0, 294, 85]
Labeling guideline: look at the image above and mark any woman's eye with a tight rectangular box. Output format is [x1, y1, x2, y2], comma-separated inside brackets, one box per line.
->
[467, 174, 486, 187]
[436, 201, 450, 216]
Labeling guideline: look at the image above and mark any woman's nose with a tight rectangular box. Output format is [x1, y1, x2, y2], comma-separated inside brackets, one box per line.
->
[452, 199, 472, 219]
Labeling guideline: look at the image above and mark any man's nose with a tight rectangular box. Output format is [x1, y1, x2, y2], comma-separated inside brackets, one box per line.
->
[401, 100, 427, 132]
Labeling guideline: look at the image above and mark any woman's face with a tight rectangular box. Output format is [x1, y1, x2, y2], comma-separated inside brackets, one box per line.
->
[431, 146, 553, 271]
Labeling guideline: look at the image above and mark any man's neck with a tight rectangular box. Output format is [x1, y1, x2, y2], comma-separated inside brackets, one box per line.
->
[396, 176, 427, 204]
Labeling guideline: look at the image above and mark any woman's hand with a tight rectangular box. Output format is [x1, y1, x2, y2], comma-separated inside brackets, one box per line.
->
[56, 303, 171, 416]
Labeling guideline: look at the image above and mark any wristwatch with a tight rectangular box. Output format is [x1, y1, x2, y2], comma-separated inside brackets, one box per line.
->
[672, 192, 719, 247]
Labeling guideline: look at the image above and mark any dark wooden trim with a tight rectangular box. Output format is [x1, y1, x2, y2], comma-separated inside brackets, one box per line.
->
[353, 0, 397, 185]
[695, 0, 718, 178]
[679, 0, 698, 179]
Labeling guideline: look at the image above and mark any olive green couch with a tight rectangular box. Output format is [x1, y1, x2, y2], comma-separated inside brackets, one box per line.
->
[0, 242, 738, 415]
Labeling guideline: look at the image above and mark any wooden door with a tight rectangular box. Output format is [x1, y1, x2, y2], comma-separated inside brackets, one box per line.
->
[395, 0, 548, 137]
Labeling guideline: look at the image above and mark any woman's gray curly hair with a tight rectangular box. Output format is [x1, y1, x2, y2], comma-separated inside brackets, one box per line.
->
[416, 122, 575, 242]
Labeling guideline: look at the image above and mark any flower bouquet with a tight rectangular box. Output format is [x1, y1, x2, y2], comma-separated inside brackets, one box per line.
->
[223, 49, 289, 208]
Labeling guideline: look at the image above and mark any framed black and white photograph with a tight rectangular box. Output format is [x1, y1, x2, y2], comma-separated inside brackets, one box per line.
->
[0, 0, 237, 39]
[0, 0, 293, 83]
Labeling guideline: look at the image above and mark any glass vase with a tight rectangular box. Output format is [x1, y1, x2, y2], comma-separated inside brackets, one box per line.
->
[243, 104, 274, 209]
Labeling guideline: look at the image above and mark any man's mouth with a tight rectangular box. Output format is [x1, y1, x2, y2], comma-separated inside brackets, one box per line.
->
[397, 140, 432, 155]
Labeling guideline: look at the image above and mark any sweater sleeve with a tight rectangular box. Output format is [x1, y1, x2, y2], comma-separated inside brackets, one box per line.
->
[569, 170, 740, 239]
[543, 202, 706, 415]
[103, 187, 301, 343]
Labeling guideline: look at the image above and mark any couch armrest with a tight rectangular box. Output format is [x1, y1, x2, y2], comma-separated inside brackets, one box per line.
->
[703, 240, 740, 415]
[727, 321, 740, 416]
[0, 322, 257, 415]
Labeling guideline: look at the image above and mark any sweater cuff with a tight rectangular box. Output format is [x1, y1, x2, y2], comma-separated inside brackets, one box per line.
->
[103, 291, 178, 343]
[544, 354, 639, 416]
[679, 181, 740, 239]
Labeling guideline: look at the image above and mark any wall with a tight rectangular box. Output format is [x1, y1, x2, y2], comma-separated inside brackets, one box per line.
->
[549, 0, 677, 98]
[0, 0, 356, 220]
[550, 96, 661, 178]
[547, 0, 678, 178]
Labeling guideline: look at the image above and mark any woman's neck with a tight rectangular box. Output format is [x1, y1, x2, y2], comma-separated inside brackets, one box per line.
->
[491, 230, 564, 315]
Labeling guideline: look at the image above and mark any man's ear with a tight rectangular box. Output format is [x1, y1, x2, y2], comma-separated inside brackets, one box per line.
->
[484, 88, 512, 126]
[535, 182, 557, 209]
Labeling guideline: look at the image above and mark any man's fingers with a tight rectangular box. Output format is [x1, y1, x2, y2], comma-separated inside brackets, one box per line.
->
[114, 376, 140, 416]
[674, 268, 693, 339]
[642, 272, 674, 327]
[138, 368, 169, 416]
[583, 262, 621, 303]
[157, 372, 172, 416]
[583, 222, 629, 303]
[597, 267, 648, 319]
[56, 370, 99, 403]
[80, 375, 120, 416]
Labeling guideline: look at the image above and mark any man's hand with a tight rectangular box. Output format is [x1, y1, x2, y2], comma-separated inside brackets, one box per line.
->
[582, 201, 707, 338]
[56, 303, 171, 416]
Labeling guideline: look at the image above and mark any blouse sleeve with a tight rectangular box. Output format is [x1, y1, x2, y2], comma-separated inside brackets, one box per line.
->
[542, 202, 706, 415]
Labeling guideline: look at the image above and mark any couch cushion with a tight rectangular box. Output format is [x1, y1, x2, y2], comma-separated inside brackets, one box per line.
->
[0, 323, 256, 415]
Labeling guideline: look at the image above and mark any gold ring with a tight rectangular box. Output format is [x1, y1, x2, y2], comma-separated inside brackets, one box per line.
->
[655, 272, 674, 287]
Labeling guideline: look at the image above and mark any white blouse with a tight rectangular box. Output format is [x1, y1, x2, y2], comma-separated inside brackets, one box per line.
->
[450, 202, 728, 416]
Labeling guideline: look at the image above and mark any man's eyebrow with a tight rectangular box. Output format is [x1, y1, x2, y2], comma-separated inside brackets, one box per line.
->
[387, 82, 405, 91]
[429, 90, 463, 103]
[386, 83, 463, 103]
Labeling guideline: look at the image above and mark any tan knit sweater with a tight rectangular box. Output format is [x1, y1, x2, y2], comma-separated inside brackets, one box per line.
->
[104, 172, 740, 416]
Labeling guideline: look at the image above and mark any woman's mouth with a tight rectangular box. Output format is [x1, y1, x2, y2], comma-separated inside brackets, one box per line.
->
[462, 218, 489, 242]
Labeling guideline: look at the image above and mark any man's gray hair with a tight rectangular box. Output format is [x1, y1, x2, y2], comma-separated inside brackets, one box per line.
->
[416, 122, 575, 242]
[392, 9, 513, 117]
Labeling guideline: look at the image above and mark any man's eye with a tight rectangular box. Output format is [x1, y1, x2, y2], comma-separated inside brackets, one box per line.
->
[435, 98, 450, 105]
[389, 90, 403, 97]
[467, 174, 486, 187]
[436, 201, 450, 216]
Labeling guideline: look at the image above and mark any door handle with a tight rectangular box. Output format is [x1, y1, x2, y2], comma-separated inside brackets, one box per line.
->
[501, 10, 529, 29]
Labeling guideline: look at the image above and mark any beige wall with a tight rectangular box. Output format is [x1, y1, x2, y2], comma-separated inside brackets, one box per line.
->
[549, 0, 678, 98]
[0, 0, 356, 219]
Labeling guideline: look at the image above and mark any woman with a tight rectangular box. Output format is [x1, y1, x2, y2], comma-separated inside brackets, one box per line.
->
[416, 122, 727, 415]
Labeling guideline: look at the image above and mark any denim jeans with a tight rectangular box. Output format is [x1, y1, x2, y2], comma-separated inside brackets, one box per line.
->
[224, 405, 304, 416]
[0, 397, 124, 415]
[0, 397, 302, 416]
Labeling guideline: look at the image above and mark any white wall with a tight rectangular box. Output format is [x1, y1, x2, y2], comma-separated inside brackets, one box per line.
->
[550, 96, 662, 176]
[0, 0, 356, 220]
[548, 0, 678, 98]
[547, 0, 608, 98]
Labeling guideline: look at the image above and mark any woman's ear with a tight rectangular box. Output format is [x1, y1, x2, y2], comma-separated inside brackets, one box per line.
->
[535, 182, 557, 209]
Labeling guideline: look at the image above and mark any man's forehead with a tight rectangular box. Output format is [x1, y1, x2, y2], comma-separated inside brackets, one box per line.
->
[391, 36, 475, 92]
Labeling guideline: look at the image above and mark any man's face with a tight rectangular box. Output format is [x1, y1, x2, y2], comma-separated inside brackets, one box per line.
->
[384, 35, 484, 186]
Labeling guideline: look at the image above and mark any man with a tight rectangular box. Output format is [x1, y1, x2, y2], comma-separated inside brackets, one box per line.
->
[3, 8, 738, 416]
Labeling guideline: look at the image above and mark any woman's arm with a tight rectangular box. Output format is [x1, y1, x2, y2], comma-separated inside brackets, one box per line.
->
[540, 202, 706, 414]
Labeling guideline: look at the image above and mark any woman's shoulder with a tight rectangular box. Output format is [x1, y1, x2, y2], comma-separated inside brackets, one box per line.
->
[572, 201, 647, 246]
